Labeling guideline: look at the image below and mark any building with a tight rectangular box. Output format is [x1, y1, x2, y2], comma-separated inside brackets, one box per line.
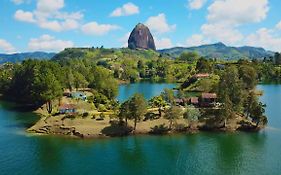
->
[190, 97, 199, 106]
[58, 104, 77, 114]
[71, 92, 87, 101]
[193, 73, 210, 79]
[200, 93, 217, 107]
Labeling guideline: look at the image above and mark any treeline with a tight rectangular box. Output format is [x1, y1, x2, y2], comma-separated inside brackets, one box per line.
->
[217, 64, 267, 127]
[35, 47, 281, 84]
[53, 48, 200, 83]
[0, 59, 118, 113]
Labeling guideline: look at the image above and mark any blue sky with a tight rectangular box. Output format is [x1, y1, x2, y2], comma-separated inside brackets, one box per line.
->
[0, 0, 281, 53]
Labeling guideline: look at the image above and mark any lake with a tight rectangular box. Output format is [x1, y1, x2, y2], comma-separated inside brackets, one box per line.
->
[0, 84, 281, 175]
[117, 82, 176, 102]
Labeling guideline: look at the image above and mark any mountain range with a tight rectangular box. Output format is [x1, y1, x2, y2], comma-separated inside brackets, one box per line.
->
[0, 43, 275, 64]
[158, 42, 274, 60]
[0, 52, 56, 64]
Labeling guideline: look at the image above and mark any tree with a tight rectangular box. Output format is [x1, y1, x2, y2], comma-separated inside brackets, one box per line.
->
[118, 100, 130, 126]
[6, 60, 63, 111]
[66, 68, 74, 91]
[164, 105, 182, 130]
[219, 95, 234, 127]
[183, 105, 201, 129]
[161, 88, 175, 105]
[250, 102, 267, 127]
[274, 52, 281, 65]
[239, 65, 258, 90]
[89, 66, 118, 100]
[179, 52, 199, 62]
[196, 57, 212, 73]
[244, 92, 267, 127]
[0, 64, 14, 94]
[218, 66, 245, 126]
[218, 66, 244, 113]
[73, 72, 88, 90]
[35, 69, 63, 114]
[149, 96, 167, 117]
[128, 94, 147, 130]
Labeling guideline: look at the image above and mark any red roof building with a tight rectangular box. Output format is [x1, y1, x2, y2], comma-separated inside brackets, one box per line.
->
[193, 73, 210, 79]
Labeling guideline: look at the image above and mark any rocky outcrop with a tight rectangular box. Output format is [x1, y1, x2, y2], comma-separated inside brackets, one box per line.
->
[128, 23, 156, 50]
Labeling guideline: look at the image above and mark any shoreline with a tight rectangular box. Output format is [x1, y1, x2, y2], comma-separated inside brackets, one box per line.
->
[26, 113, 264, 139]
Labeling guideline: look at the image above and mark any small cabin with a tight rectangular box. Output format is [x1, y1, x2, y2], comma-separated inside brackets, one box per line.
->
[175, 98, 184, 106]
[200, 93, 217, 107]
[71, 92, 87, 101]
[58, 104, 77, 114]
[193, 73, 210, 79]
[190, 97, 199, 106]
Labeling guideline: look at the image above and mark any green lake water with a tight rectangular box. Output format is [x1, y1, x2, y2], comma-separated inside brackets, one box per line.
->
[117, 82, 176, 102]
[0, 84, 281, 175]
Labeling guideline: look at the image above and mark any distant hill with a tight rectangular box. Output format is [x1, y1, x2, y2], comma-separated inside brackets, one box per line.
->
[158, 42, 274, 60]
[52, 47, 161, 63]
[0, 52, 55, 64]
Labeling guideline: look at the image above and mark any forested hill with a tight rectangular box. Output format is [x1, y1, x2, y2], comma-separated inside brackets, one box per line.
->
[158, 42, 274, 60]
[0, 42, 275, 65]
[52, 48, 161, 63]
[0, 52, 55, 64]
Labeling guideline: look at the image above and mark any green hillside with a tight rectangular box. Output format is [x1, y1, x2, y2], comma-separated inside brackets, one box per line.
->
[158, 42, 274, 60]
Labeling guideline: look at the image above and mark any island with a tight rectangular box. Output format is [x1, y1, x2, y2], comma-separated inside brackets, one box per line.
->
[1, 23, 279, 139]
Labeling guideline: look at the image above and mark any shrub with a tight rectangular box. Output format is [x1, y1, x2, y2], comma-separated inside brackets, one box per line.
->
[96, 113, 105, 121]
[150, 124, 169, 135]
[174, 124, 187, 132]
[62, 114, 76, 120]
[100, 112, 105, 119]
[98, 104, 107, 112]
[82, 112, 89, 118]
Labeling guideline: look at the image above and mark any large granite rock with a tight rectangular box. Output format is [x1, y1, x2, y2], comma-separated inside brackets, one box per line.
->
[128, 23, 156, 50]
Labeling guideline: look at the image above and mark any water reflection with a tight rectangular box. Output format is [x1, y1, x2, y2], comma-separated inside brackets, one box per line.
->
[118, 82, 176, 102]
[0, 85, 280, 175]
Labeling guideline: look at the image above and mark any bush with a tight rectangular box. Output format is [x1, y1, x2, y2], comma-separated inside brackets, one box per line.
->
[82, 112, 89, 118]
[144, 112, 158, 121]
[100, 112, 105, 119]
[174, 124, 187, 132]
[98, 104, 107, 112]
[62, 114, 76, 120]
[149, 124, 169, 135]
[96, 113, 105, 121]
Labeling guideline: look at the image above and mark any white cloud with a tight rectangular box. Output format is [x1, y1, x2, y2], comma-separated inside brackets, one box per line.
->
[37, 19, 80, 32]
[188, 0, 207, 10]
[185, 34, 209, 47]
[110, 3, 139, 17]
[11, 0, 24, 5]
[194, 0, 269, 45]
[14, 0, 82, 32]
[145, 13, 176, 34]
[207, 0, 269, 26]
[28, 34, 74, 52]
[154, 37, 173, 49]
[276, 21, 281, 30]
[14, 10, 36, 23]
[245, 28, 281, 52]
[0, 39, 16, 53]
[81, 22, 120, 36]
[201, 23, 243, 45]
[36, 0, 64, 13]
[119, 32, 131, 47]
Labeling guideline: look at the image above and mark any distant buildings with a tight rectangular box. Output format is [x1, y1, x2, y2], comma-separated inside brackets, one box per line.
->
[59, 104, 76, 114]
[175, 93, 217, 108]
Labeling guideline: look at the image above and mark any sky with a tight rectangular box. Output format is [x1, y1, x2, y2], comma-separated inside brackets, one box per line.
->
[0, 0, 281, 53]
